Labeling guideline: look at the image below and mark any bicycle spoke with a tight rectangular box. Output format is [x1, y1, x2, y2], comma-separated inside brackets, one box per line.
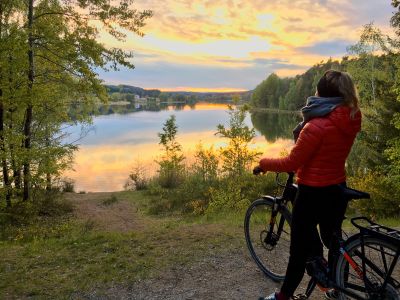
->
[380, 245, 389, 274]
[343, 282, 367, 293]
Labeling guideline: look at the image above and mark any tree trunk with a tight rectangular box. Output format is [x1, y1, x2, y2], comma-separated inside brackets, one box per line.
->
[7, 53, 21, 192]
[0, 2, 11, 207]
[23, 0, 34, 201]
[0, 101, 11, 207]
[46, 172, 51, 191]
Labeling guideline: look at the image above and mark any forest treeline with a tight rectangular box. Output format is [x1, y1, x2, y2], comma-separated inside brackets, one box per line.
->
[106, 83, 251, 103]
[0, 1, 152, 206]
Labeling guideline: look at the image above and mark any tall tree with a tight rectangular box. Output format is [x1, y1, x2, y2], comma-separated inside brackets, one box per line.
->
[0, 0, 152, 203]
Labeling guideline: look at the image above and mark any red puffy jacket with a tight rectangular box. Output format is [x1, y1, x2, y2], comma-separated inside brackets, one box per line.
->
[259, 106, 361, 186]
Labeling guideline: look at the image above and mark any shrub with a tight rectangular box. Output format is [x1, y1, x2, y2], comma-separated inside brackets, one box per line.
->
[156, 115, 185, 188]
[205, 172, 277, 215]
[8, 189, 74, 221]
[216, 100, 261, 177]
[126, 162, 149, 190]
[348, 171, 400, 219]
[58, 178, 75, 193]
[193, 143, 219, 183]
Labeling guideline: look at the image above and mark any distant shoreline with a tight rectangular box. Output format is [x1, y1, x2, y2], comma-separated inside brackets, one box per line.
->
[249, 107, 300, 114]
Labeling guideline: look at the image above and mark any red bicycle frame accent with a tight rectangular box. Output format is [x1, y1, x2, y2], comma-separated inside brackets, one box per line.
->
[340, 248, 364, 279]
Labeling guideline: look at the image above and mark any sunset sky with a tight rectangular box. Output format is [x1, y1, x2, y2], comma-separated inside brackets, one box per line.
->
[98, 0, 394, 92]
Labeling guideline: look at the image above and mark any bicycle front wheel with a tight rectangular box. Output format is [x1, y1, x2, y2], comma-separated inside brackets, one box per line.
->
[244, 198, 291, 281]
[335, 236, 400, 300]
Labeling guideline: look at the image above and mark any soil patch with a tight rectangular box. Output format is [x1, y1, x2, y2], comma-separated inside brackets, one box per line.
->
[65, 192, 154, 232]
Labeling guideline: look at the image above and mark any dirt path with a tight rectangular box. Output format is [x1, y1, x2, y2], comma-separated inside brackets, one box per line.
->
[66, 192, 157, 232]
[66, 192, 324, 300]
[75, 248, 324, 300]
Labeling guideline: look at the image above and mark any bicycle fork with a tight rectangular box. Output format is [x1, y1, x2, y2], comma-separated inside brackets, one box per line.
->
[264, 200, 284, 247]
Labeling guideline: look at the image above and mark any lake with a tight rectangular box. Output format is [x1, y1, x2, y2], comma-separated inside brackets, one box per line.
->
[64, 103, 300, 192]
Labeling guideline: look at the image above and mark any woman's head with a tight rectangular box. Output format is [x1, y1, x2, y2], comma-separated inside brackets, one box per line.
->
[316, 70, 359, 111]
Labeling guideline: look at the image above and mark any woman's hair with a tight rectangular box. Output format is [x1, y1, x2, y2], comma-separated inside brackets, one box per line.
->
[317, 70, 359, 116]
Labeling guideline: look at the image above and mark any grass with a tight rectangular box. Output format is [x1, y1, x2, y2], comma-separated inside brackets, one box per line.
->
[102, 194, 119, 206]
[0, 191, 244, 299]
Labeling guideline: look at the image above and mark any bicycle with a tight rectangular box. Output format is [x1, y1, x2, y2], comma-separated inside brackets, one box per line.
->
[244, 172, 400, 299]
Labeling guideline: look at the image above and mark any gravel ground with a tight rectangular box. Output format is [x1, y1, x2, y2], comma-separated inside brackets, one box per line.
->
[73, 248, 325, 300]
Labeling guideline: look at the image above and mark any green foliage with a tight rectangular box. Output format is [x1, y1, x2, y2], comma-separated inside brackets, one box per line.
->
[125, 162, 149, 191]
[251, 60, 342, 110]
[106, 84, 161, 101]
[0, 191, 73, 237]
[0, 0, 152, 205]
[348, 172, 400, 218]
[157, 115, 185, 188]
[344, 24, 400, 177]
[216, 101, 261, 177]
[192, 143, 219, 183]
[143, 104, 275, 216]
[250, 111, 300, 142]
[206, 173, 276, 215]
[59, 178, 75, 193]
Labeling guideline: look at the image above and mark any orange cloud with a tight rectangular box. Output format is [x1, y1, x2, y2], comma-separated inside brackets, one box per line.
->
[96, 0, 394, 90]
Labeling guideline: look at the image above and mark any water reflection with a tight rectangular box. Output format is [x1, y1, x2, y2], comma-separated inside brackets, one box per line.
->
[95, 101, 219, 115]
[251, 111, 301, 142]
[65, 104, 298, 192]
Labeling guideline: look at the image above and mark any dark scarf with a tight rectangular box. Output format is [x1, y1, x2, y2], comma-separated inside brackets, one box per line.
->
[293, 96, 344, 142]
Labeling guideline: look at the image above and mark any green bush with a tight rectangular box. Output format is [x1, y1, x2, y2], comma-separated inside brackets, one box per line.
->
[156, 115, 185, 188]
[216, 103, 261, 177]
[59, 178, 75, 193]
[193, 144, 219, 183]
[125, 163, 149, 191]
[0, 190, 74, 241]
[348, 172, 400, 218]
[206, 173, 276, 215]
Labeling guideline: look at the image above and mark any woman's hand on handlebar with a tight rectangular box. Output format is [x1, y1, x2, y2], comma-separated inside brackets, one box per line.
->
[252, 165, 264, 175]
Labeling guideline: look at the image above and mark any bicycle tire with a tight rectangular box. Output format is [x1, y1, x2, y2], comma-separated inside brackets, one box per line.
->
[244, 198, 291, 281]
[335, 235, 400, 300]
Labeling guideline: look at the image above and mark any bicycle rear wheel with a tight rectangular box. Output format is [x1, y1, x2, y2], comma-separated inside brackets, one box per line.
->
[244, 198, 291, 281]
[335, 236, 400, 300]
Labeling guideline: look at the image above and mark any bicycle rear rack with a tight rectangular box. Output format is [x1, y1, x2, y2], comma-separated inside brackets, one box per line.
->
[351, 217, 400, 246]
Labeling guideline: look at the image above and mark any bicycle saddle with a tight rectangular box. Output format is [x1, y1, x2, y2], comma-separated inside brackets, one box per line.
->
[342, 187, 370, 200]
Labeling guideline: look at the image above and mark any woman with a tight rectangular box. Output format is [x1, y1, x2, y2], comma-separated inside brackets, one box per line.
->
[255, 70, 362, 300]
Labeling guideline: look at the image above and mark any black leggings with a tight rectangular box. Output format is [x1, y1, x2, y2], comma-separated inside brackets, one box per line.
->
[280, 183, 348, 297]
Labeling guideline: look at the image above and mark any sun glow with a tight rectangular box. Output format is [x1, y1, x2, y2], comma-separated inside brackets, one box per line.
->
[65, 136, 293, 192]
